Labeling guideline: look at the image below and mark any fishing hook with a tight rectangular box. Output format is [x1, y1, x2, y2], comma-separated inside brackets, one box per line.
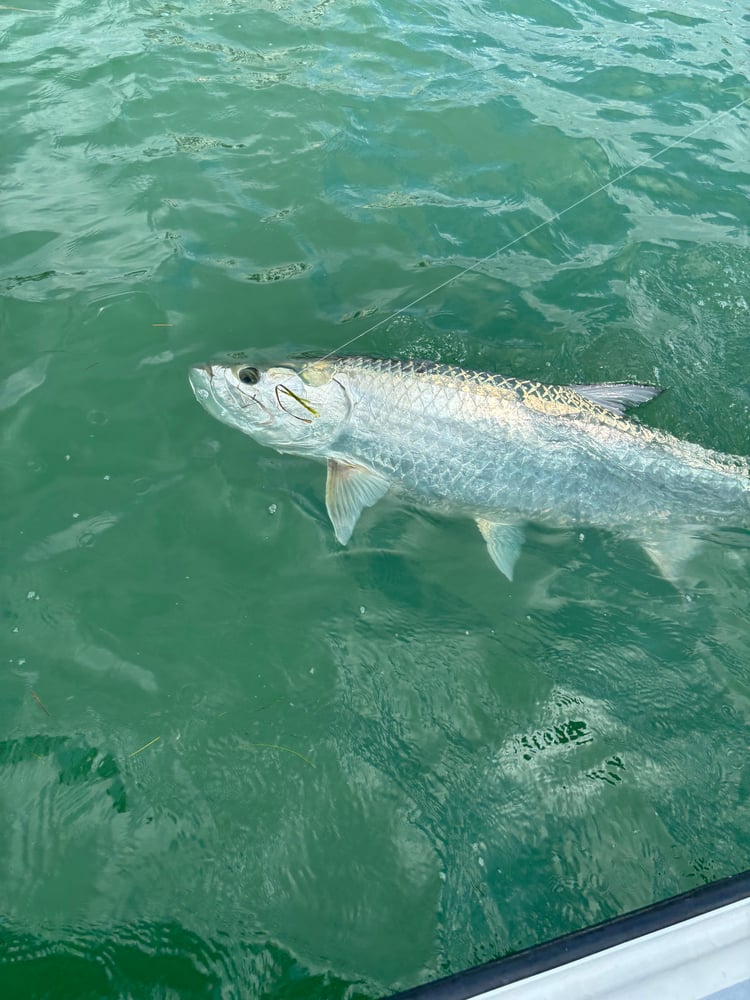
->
[275, 383, 319, 423]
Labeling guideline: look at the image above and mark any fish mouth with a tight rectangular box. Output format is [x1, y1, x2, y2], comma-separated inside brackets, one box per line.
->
[188, 364, 215, 403]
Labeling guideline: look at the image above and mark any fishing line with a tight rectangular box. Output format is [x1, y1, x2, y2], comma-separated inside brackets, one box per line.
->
[310, 93, 750, 367]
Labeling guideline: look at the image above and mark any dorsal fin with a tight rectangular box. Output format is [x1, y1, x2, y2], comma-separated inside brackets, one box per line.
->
[571, 382, 663, 417]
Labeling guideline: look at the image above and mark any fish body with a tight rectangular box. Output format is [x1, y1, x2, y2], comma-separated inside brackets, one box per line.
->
[188, 355, 750, 581]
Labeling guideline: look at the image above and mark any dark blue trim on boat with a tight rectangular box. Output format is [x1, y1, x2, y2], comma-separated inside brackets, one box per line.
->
[389, 868, 750, 1000]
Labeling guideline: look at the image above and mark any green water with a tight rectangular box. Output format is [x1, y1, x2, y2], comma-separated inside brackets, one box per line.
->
[2, 0, 749, 996]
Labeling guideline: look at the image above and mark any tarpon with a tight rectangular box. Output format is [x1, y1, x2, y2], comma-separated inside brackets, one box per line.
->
[188, 355, 750, 582]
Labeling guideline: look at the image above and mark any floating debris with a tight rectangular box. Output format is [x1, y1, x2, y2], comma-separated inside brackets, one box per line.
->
[128, 736, 161, 759]
[31, 690, 50, 717]
[245, 742, 315, 768]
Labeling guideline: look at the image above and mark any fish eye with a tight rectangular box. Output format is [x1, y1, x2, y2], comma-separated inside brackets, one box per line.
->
[237, 366, 260, 386]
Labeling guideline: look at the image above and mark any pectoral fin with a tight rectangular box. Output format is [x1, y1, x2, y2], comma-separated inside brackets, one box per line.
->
[640, 528, 702, 587]
[476, 518, 525, 581]
[325, 460, 390, 545]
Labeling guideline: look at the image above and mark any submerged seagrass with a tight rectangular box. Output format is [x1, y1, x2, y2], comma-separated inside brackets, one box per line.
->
[188, 356, 750, 581]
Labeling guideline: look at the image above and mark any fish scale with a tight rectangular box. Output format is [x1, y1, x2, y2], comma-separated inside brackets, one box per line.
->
[329, 361, 638, 520]
[189, 355, 750, 582]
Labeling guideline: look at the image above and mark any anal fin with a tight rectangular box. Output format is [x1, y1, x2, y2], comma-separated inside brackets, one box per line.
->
[326, 460, 389, 545]
[476, 518, 525, 581]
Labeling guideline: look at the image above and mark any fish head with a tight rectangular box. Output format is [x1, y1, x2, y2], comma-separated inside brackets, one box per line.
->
[188, 358, 350, 454]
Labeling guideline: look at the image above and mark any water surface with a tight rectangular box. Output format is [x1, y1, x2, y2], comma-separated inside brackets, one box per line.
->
[1, 0, 749, 996]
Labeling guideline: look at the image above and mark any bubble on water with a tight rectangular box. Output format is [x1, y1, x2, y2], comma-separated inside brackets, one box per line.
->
[359, 606, 366, 615]
[268, 503, 277, 515]
[26, 591, 36, 600]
